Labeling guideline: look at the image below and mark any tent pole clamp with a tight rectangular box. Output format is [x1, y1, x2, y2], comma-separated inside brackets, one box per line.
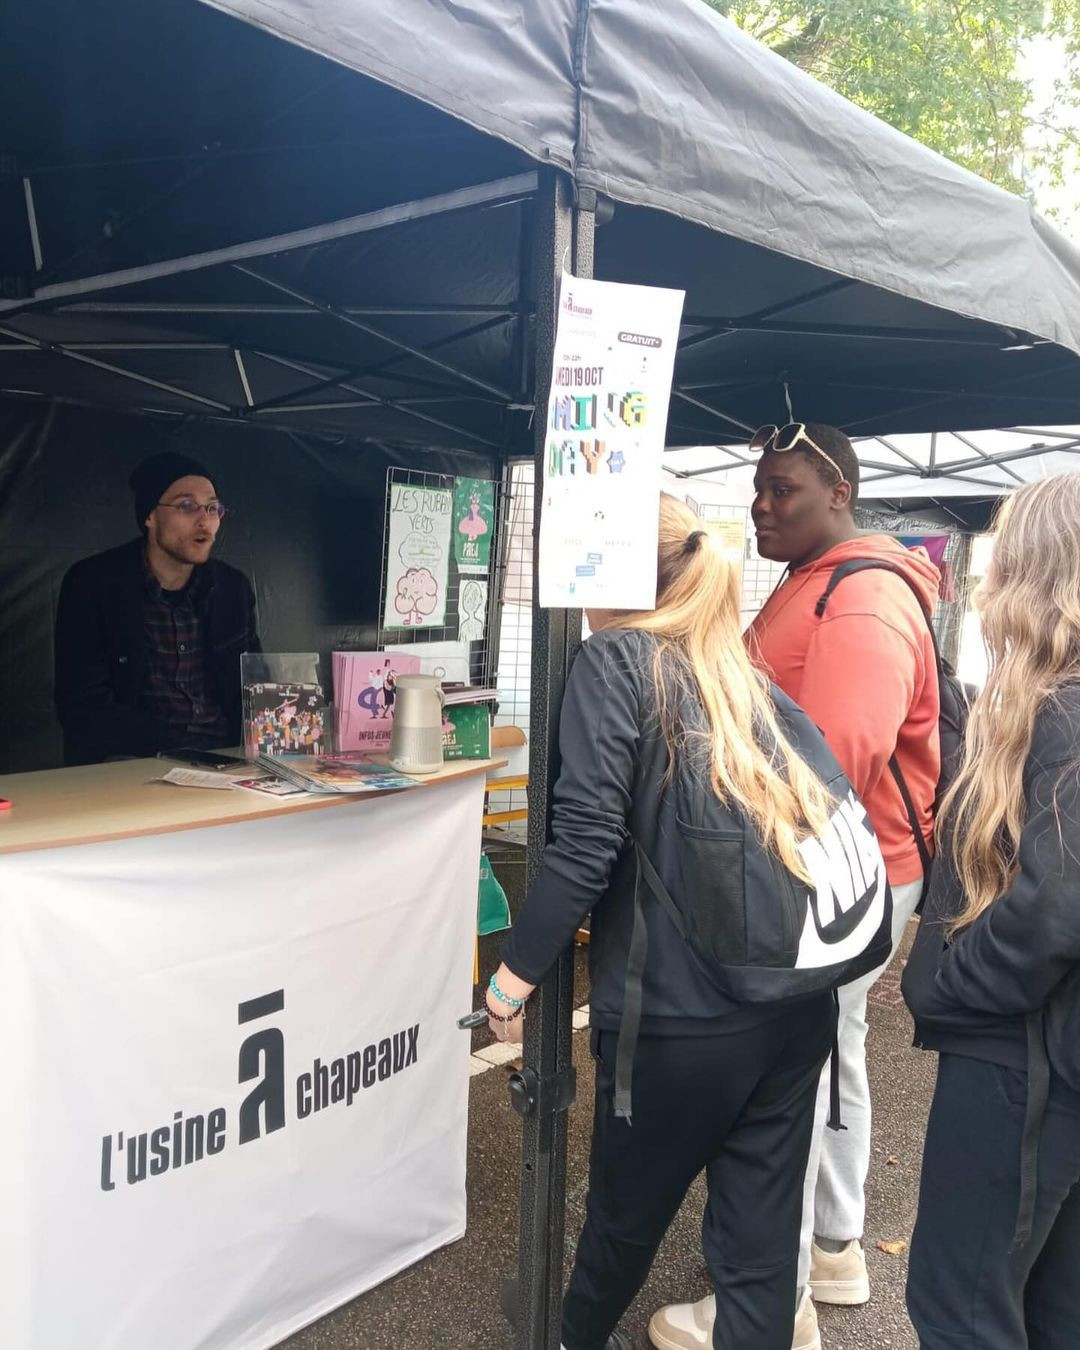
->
[507, 1063, 577, 1119]
[570, 184, 615, 225]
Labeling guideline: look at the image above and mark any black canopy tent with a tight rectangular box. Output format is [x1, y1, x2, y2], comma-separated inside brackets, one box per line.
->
[3, 0, 1080, 449]
[4, 2, 1080, 1346]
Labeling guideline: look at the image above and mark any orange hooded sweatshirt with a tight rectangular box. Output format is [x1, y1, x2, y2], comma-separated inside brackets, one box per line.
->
[748, 535, 941, 886]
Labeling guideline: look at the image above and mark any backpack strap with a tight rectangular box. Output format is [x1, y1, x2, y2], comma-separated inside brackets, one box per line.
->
[816, 557, 939, 879]
[613, 848, 649, 1122]
[613, 843, 690, 1123]
[888, 757, 932, 877]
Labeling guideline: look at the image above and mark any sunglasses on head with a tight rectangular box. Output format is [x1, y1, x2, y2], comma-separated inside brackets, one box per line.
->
[749, 423, 846, 484]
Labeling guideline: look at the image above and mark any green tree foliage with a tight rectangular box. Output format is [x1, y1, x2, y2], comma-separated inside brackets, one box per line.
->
[705, 1, 1079, 209]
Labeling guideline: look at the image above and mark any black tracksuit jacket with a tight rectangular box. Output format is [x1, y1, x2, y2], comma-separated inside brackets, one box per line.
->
[902, 683, 1080, 1091]
[501, 626, 856, 1033]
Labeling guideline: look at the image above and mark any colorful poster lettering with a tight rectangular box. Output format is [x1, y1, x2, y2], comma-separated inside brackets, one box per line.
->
[382, 484, 453, 629]
[539, 274, 685, 609]
[452, 477, 494, 573]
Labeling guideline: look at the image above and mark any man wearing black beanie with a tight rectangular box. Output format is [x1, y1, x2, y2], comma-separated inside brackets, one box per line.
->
[54, 451, 260, 765]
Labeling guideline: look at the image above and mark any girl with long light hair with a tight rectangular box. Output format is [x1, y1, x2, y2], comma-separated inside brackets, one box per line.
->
[903, 472, 1080, 1349]
[486, 493, 887, 1350]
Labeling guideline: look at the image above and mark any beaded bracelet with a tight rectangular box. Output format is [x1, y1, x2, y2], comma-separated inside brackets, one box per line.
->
[488, 973, 526, 1008]
[484, 1001, 523, 1024]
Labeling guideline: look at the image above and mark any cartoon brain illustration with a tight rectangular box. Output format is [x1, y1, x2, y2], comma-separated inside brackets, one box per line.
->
[394, 567, 439, 626]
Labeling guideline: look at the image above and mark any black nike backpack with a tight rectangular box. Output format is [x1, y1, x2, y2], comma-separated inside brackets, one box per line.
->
[613, 689, 892, 1122]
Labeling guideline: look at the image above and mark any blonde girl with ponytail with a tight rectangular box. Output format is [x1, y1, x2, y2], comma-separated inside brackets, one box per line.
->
[486, 493, 868, 1350]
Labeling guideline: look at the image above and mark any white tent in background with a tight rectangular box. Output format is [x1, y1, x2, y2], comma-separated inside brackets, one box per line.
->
[664, 426, 1080, 502]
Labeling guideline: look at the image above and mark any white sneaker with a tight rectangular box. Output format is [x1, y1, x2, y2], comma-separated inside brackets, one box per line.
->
[647, 1293, 714, 1350]
[793, 1287, 821, 1350]
[647, 1288, 820, 1350]
[809, 1237, 871, 1305]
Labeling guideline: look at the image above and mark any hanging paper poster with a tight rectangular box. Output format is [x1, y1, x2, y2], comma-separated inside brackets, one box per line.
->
[382, 483, 453, 629]
[712, 515, 748, 574]
[457, 577, 488, 642]
[453, 477, 494, 573]
[539, 274, 685, 609]
[384, 639, 471, 685]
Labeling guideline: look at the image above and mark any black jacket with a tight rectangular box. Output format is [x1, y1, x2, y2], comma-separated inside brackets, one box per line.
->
[54, 539, 260, 765]
[902, 684, 1080, 1090]
[501, 627, 858, 1032]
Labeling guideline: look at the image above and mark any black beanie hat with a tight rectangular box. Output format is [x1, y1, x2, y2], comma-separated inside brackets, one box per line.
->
[130, 452, 213, 530]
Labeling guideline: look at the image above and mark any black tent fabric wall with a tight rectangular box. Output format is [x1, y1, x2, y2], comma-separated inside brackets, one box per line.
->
[0, 399, 492, 773]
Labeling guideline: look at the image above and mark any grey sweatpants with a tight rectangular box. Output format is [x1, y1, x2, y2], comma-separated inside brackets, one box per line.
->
[797, 877, 924, 1286]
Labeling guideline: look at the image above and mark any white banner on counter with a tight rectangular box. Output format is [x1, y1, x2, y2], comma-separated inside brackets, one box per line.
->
[539, 273, 685, 610]
[0, 776, 484, 1350]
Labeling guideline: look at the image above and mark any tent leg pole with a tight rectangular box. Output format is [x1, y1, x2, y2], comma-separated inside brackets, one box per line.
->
[512, 168, 592, 1350]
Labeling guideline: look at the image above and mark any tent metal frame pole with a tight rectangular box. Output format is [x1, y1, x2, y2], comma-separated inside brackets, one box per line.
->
[232, 264, 518, 402]
[680, 317, 1012, 349]
[671, 452, 932, 478]
[1007, 426, 1080, 440]
[864, 435, 929, 475]
[0, 324, 234, 413]
[250, 349, 504, 450]
[513, 167, 587, 1350]
[804, 377, 1066, 409]
[944, 437, 1080, 474]
[677, 278, 858, 352]
[861, 468, 1015, 490]
[843, 357, 1080, 432]
[949, 430, 1025, 484]
[0, 340, 231, 352]
[63, 301, 523, 318]
[671, 387, 755, 435]
[0, 171, 539, 317]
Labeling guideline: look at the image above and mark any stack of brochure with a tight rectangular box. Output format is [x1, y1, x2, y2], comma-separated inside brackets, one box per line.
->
[255, 753, 419, 795]
[332, 650, 421, 753]
[441, 684, 500, 707]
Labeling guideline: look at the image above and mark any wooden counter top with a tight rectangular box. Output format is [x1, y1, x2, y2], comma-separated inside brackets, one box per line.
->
[0, 756, 505, 856]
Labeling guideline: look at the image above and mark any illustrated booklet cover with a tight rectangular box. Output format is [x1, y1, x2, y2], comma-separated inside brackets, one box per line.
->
[441, 702, 491, 760]
[333, 650, 422, 753]
[244, 682, 328, 758]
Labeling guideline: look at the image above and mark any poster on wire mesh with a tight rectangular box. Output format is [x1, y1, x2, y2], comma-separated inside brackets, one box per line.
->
[381, 483, 452, 630]
[539, 274, 685, 610]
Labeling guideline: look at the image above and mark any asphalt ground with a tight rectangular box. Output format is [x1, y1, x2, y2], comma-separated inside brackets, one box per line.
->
[282, 861, 936, 1350]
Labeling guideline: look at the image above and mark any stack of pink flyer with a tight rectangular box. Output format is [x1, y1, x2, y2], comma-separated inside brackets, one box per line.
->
[332, 650, 421, 753]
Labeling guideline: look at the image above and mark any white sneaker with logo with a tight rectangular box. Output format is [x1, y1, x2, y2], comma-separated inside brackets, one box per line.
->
[809, 1237, 871, 1305]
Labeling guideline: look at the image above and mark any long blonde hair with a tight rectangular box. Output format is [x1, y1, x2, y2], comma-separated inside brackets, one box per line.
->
[608, 493, 834, 883]
[939, 472, 1080, 930]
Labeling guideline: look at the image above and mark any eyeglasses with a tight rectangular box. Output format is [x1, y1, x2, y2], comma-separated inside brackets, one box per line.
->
[749, 423, 846, 484]
[156, 498, 227, 519]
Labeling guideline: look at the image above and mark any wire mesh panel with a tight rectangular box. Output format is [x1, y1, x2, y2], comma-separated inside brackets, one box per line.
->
[485, 460, 535, 840]
[375, 464, 507, 684]
[684, 493, 782, 628]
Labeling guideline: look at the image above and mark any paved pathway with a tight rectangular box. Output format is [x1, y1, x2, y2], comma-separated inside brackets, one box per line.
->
[283, 924, 935, 1349]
